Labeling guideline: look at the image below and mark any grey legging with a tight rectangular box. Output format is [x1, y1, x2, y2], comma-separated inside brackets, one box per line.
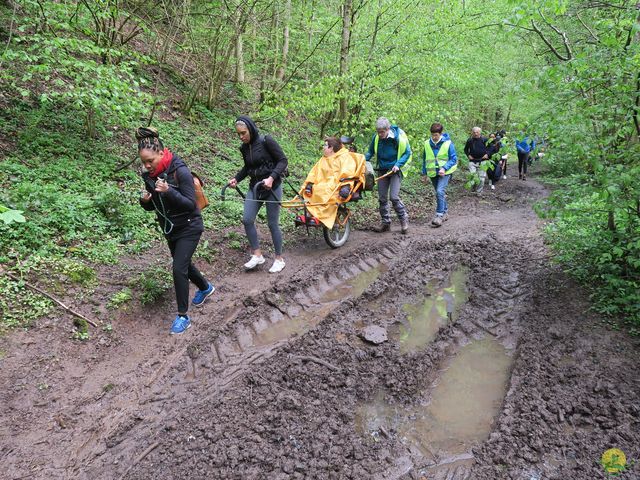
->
[242, 182, 283, 255]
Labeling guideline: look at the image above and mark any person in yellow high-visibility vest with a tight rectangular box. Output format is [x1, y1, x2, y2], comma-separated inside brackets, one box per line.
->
[364, 117, 412, 234]
[421, 122, 458, 227]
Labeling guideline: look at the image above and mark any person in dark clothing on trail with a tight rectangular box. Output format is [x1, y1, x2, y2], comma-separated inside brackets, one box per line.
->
[138, 127, 214, 335]
[228, 116, 288, 274]
[516, 134, 536, 180]
[486, 132, 502, 190]
[464, 127, 489, 193]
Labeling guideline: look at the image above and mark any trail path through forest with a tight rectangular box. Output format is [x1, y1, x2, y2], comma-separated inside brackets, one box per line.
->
[1, 174, 639, 480]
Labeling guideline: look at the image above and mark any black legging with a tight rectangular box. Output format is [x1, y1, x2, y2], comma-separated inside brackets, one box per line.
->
[168, 230, 208, 314]
[517, 151, 529, 176]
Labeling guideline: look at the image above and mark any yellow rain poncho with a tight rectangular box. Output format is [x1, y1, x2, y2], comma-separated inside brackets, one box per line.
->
[298, 147, 365, 229]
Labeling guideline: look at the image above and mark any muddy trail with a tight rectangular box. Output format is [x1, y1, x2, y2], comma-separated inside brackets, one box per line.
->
[2, 176, 639, 480]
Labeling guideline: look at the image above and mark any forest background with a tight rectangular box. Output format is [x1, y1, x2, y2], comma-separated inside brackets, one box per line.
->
[0, 0, 638, 332]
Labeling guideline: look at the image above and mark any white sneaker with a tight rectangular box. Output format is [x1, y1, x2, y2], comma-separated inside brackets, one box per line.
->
[502, 175, 507, 179]
[491, 184, 495, 190]
[244, 255, 265, 270]
[269, 259, 286, 274]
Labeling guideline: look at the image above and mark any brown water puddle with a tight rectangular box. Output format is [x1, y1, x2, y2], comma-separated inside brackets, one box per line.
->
[391, 266, 469, 353]
[254, 264, 386, 347]
[356, 337, 512, 461]
[320, 264, 388, 303]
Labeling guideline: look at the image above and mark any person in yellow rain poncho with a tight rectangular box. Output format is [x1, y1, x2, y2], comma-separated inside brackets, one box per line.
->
[298, 136, 364, 229]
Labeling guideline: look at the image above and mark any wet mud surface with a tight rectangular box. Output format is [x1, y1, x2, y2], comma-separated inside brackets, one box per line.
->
[1, 175, 640, 479]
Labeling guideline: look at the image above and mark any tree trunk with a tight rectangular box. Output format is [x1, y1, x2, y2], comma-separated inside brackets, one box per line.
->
[338, 0, 353, 126]
[276, 0, 291, 82]
[235, 32, 245, 83]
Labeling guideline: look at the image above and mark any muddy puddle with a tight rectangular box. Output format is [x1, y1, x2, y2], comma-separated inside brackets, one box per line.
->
[253, 264, 387, 347]
[356, 337, 512, 462]
[320, 264, 388, 303]
[390, 266, 469, 353]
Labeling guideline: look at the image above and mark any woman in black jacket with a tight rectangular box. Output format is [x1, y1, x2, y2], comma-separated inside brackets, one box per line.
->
[138, 127, 214, 334]
[228, 116, 288, 274]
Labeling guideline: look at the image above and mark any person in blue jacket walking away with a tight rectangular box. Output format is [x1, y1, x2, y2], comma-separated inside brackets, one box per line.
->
[365, 117, 412, 234]
[516, 134, 536, 181]
[422, 122, 458, 227]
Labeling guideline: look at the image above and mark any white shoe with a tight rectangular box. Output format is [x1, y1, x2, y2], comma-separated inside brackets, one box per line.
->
[491, 184, 495, 190]
[269, 259, 286, 273]
[244, 255, 265, 270]
[502, 175, 507, 179]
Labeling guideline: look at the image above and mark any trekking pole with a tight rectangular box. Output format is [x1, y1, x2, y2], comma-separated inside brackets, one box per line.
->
[220, 183, 245, 201]
[374, 170, 396, 182]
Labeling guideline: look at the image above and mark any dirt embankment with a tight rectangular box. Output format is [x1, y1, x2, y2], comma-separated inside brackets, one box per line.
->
[1, 175, 639, 480]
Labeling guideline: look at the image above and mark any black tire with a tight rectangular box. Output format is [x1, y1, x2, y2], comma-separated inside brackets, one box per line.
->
[323, 206, 351, 249]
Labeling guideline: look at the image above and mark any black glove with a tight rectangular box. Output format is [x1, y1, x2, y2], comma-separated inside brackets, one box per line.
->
[304, 183, 313, 197]
[339, 185, 351, 199]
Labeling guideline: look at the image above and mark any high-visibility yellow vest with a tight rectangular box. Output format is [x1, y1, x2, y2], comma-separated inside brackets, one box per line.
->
[374, 130, 413, 174]
[424, 140, 457, 177]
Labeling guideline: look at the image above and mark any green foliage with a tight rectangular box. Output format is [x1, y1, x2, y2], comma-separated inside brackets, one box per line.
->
[138, 267, 172, 305]
[0, 205, 26, 224]
[72, 317, 89, 341]
[0, 275, 54, 331]
[108, 288, 133, 310]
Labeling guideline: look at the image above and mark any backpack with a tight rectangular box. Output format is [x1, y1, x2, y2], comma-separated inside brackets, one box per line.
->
[174, 168, 209, 210]
[192, 173, 209, 210]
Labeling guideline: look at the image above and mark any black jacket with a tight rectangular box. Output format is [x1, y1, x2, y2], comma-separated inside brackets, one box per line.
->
[233, 115, 288, 189]
[464, 136, 489, 162]
[140, 154, 203, 238]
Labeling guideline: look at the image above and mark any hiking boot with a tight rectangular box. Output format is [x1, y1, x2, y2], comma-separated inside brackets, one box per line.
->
[268, 258, 286, 274]
[400, 217, 409, 234]
[518, 174, 523, 180]
[170, 315, 191, 335]
[522, 174, 527, 181]
[244, 255, 265, 270]
[192, 283, 215, 307]
[490, 184, 495, 190]
[373, 223, 390, 233]
[431, 215, 443, 227]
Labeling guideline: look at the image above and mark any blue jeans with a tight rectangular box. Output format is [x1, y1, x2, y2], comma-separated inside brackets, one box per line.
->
[430, 174, 451, 215]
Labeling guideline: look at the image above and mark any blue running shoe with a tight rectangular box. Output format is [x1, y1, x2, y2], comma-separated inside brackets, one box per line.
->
[170, 315, 191, 335]
[192, 283, 215, 307]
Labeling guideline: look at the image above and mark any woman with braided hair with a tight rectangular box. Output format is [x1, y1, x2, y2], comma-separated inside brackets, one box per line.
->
[138, 127, 214, 335]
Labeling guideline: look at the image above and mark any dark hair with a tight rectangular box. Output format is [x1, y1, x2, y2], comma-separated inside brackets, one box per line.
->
[324, 136, 342, 152]
[136, 126, 163, 152]
[430, 123, 444, 134]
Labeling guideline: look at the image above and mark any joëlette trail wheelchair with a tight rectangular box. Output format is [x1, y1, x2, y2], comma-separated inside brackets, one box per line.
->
[220, 154, 377, 249]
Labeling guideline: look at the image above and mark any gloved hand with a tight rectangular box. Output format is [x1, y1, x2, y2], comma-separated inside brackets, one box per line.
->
[339, 185, 351, 199]
[304, 183, 313, 197]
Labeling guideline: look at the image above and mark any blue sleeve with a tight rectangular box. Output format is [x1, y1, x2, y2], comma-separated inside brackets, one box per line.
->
[442, 143, 458, 172]
[365, 135, 376, 162]
[396, 140, 412, 168]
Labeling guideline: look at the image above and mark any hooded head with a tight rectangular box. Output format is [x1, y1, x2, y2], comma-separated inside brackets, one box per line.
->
[235, 115, 260, 144]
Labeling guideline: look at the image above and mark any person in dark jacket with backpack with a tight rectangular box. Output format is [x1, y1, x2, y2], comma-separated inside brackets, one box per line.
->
[138, 127, 214, 335]
[228, 116, 288, 273]
[464, 127, 489, 193]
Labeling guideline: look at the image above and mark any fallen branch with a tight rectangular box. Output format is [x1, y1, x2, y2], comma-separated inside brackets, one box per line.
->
[0, 267, 98, 327]
[291, 355, 341, 372]
[118, 442, 159, 480]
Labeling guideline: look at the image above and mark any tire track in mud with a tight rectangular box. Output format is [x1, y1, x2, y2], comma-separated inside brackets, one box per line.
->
[120, 235, 541, 480]
[78, 241, 408, 479]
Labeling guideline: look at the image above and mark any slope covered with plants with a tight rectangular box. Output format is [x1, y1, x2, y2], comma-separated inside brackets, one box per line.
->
[0, 0, 638, 329]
